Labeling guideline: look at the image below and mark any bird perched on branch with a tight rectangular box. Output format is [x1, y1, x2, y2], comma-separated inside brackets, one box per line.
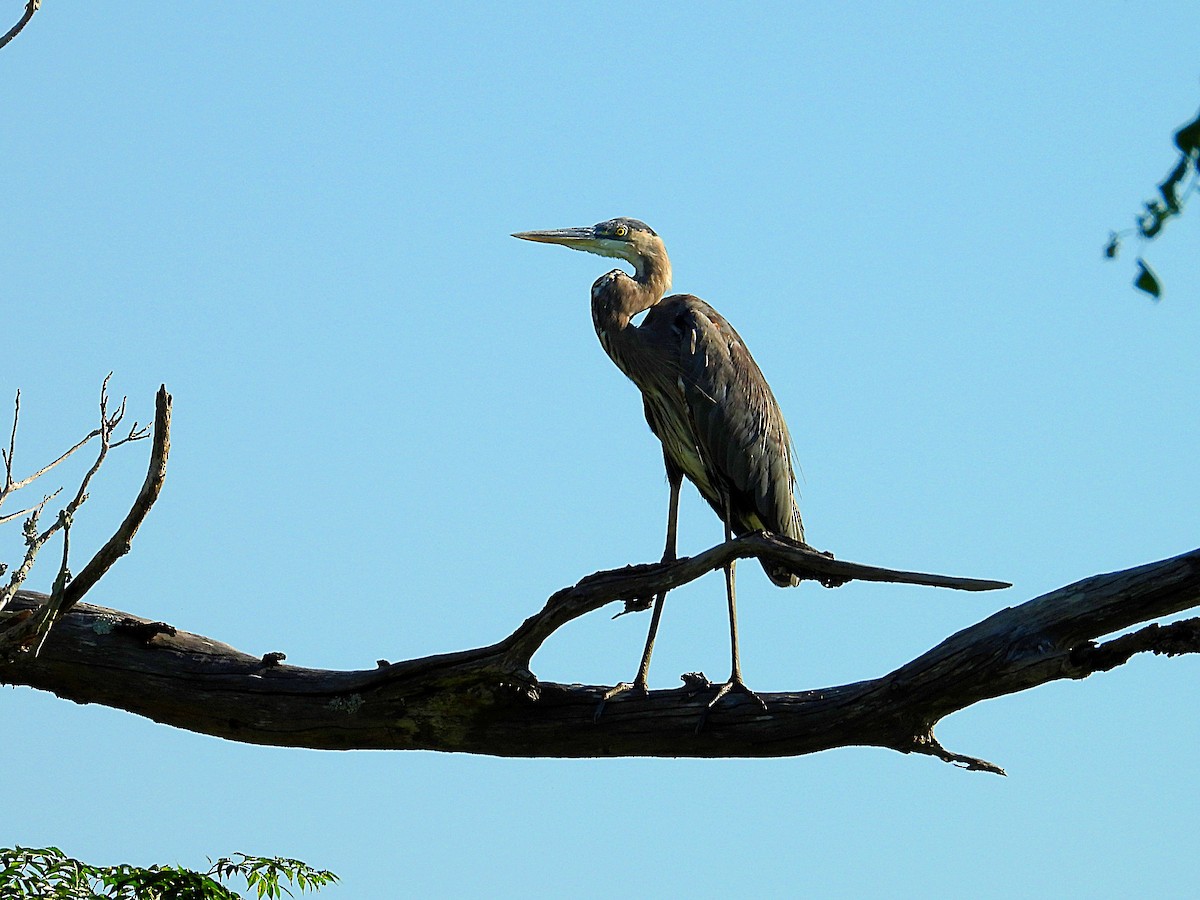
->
[513, 218, 805, 714]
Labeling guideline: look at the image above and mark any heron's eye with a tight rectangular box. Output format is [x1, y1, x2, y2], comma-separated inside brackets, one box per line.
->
[615, 224, 629, 238]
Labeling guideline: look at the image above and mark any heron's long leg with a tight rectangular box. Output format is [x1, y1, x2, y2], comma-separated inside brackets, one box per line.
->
[720, 520, 739, 681]
[702, 493, 767, 722]
[595, 467, 681, 719]
[722, 514, 743, 684]
[630, 469, 681, 688]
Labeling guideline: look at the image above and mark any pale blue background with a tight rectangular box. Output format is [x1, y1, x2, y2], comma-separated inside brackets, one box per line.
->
[4, 3, 1200, 897]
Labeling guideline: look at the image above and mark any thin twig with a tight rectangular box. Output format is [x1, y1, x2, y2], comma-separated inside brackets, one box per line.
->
[0, 0, 39, 52]
[2, 389, 18, 494]
[53, 378, 119, 522]
[14, 379, 121, 561]
[0, 504, 49, 613]
[112, 420, 151, 449]
[909, 732, 1007, 776]
[0, 383, 143, 513]
[2, 429, 102, 496]
[0, 488, 60, 527]
[31, 512, 74, 655]
[1069, 618, 1200, 673]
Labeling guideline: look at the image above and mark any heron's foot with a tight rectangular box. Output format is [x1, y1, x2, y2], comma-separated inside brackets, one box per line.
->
[593, 679, 649, 722]
[696, 678, 768, 733]
[805, 545, 845, 587]
[679, 671, 712, 695]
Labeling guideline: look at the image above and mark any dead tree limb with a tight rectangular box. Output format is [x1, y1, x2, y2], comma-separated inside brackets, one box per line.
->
[4, 544, 1198, 773]
[59, 385, 170, 614]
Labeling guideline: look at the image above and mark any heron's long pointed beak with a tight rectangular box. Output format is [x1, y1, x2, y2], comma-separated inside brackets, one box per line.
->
[511, 226, 602, 252]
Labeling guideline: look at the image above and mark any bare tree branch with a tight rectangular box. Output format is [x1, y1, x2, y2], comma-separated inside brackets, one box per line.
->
[3, 544, 1196, 772]
[59, 385, 170, 613]
[29, 510, 74, 656]
[0, 383, 167, 653]
[2, 389, 19, 494]
[0, 378, 148, 521]
[0, 488, 61, 527]
[0, 0, 38, 52]
[1070, 618, 1200, 672]
[2, 413, 100, 504]
[0, 384, 1190, 772]
[0, 502, 57, 616]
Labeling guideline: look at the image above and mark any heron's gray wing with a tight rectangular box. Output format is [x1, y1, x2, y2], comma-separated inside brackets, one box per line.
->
[672, 297, 803, 544]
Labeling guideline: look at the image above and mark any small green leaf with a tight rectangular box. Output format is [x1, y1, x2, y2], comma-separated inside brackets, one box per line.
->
[1134, 258, 1162, 299]
[1174, 111, 1200, 155]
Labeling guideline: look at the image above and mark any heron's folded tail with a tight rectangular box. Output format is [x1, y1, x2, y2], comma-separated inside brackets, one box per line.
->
[762, 506, 804, 587]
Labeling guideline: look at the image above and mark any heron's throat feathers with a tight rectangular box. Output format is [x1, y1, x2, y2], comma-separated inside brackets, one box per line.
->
[633, 243, 672, 304]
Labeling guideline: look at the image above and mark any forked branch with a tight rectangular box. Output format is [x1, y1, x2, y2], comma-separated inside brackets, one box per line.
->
[0, 384, 169, 656]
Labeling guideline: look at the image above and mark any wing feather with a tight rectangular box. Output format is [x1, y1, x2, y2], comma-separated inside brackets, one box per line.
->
[672, 297, 804, 547]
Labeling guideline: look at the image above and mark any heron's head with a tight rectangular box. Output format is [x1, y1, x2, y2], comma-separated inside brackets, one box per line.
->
[513, 218, 669, 287]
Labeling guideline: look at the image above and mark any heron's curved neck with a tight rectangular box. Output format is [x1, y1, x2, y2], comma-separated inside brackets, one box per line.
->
[591, 261, 671, 384]
[633, 251, 672, 310]
[593, 250, 673, 332]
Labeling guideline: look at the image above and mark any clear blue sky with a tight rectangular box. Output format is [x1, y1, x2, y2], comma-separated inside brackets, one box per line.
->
[4, 3, 1200, 896]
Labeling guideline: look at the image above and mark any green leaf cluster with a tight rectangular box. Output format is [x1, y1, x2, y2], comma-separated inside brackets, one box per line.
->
[0, 846, 338, 899]
[1106, 105, 1200, 299]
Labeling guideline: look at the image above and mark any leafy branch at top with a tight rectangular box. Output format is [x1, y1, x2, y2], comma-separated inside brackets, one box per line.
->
[1105, 104, 1200, 299]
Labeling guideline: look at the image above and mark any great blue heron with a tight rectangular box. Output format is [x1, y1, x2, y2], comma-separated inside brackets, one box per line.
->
[513, 218, 804, 712]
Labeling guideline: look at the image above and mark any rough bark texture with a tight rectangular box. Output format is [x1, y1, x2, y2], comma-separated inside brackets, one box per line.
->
[5, 544, 1198, 773]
